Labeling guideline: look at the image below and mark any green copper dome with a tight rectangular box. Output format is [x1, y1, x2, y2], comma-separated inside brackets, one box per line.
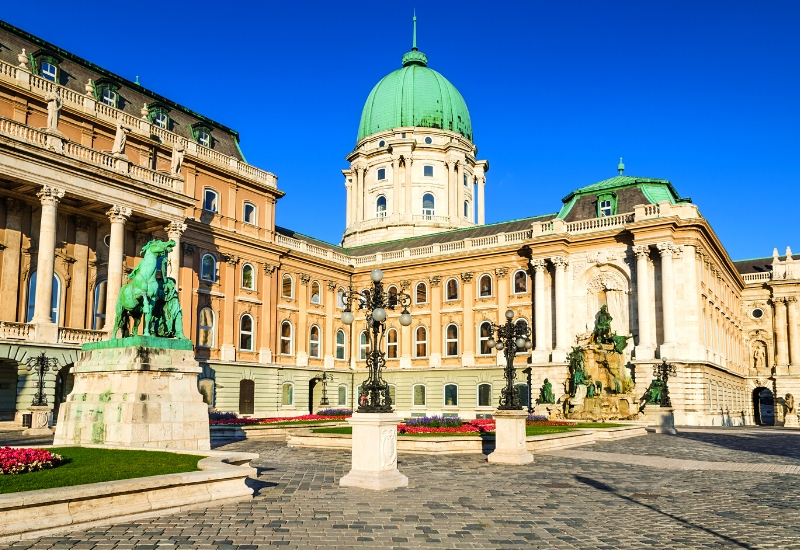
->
[356, 47, 473, 143]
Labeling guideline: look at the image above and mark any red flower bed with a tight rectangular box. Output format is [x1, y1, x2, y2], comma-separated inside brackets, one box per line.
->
[399, 419, 495, 434]
[210, 414, 349, 426]
[0, 447, 64, 475]
[526, 420, 574, 426]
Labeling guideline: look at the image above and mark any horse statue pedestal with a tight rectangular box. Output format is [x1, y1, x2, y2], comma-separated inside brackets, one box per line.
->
[53, 336, 210, 450]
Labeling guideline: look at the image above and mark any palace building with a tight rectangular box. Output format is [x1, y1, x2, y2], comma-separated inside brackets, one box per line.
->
[0, 19, 795, 428]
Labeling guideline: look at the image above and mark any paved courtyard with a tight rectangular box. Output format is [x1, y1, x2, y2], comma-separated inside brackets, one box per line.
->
[5, 427, 800, 549]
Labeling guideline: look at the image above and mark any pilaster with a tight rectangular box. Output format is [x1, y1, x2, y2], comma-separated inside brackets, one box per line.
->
[0, 199, 25, 321]
[70, 216, 90, 328]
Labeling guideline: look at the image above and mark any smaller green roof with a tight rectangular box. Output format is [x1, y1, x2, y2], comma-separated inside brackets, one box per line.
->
[557, 175, 691, 219]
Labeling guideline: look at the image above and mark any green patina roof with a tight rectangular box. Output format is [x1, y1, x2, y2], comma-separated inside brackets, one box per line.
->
[356, 43, 472, 143]
[557, 175, 690, 219]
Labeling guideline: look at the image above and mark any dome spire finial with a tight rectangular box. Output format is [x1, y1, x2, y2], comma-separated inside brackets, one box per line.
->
[617, 157, 625, 175]
[412, 9, 417, 51]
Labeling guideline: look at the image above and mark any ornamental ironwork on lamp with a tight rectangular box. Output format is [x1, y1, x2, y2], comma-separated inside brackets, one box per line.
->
[25, 352, 60, 407]
[653, 358, 678, 407]
[487, 310, 532, 410]
[340, 269, 412, 413]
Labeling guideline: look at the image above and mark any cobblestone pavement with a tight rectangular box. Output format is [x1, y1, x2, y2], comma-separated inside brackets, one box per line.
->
[6, 428, 800, 549]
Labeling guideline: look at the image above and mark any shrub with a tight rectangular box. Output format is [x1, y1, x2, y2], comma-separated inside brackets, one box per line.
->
[208, 410, 238, 421]
[528, 414, 549, 422]
[316, 409, 353, 417]
[0, 447, 64, 475]
[404, 415, 462, 428]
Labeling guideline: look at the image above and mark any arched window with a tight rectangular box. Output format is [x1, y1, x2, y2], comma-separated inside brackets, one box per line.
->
[280, 321, 293, 355]
[26, 272, 61, 324]
[445, 324, 459, 357]
[336, 288, 347, 309]
[464, 201, 469, 218]
[479, 274, 493, 297]
[201, 254, 216, 282]
[386, 329, 398, 359]
[422, 193, 435, 219]
[515, 319, 529, 352]
[309, 325, 321, 358]
[282, 382, 294, 406]
[444, 384, 458, 407]
[239, 379, 254, 414]
[335, 329, 346, 360]
[92, 279, 107, 330]
[414, 327, 428, 358]
[203, 188, 219, 213]
[413, 384, 426, 406]
[338, 384, 348, 406]
[243, 202, 257, 225]
[445, 278, 459, 301]
[415, 282, 427, 304]
[477, 383, 492, 407]
[463, 173, 468, 186]
[309, 281, 321, 305]
[359, 331, 370, 361]
[376, 196, 387, 218]
[198, 307, 215, 348]
[239, 314, 254, 351]
[387, 285, 398, 307]
[478, 321, 493, 355]
[513, 270, 528, 293]
[282, 274, 294, 298]
[241, 263, 255, 290]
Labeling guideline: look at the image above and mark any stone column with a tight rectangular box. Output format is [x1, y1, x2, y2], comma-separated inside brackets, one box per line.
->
[456, 163, 464, 222]
[354, 165, 364, 223]
[104, 205, 132, 335]
[551, 256, 569, 362]
[788, 297, 800, 369]
[774, 298, 790, 367]
[391, 157, 401, 219]
[633, 245, 654, 360]
[404, 158, 413, 220]
[344, 175, 352, 227]
[531, 259, 548, 362]
[477, 177, 486, 225]
[32, 186, 65, 334]
[444, 161, 453, 221]
[656, 242, 678, 357]
[164, 221, 186, 281]
[0, 199, 25, 321]
[70, 217, 90, 328]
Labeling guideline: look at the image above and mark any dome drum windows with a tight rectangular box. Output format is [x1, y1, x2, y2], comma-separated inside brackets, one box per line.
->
[377, 168, 387, 181]
[424, 136, 433, 145]
[376, 196, 387, 218]
[422, 193, 435, 219]
[423, 165, 434, 177]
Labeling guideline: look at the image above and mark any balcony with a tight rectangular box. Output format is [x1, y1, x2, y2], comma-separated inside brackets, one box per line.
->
[0, 323, 105, 346]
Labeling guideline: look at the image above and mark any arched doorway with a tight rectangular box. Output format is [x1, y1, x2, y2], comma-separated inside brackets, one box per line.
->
[0, 361, 17, 421]
[753, 387, 774, 426]
[309, 377, 320, 415]
[53, 363, 74, 422]
[239, 379, 254, 415]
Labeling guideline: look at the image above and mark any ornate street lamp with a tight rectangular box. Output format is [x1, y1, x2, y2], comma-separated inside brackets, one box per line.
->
[488, 310, 532, 410]
[318, 371, 332, 407]
[25, 352, 59, 406]
[340, 269, 412, 412]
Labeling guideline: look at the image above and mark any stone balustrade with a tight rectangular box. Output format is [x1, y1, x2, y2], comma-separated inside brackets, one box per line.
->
[58, 327, 107, 344]
[0, 116, 182, 190]
[0, 60, 277, 190]
[0, 323, 105, 345]
[742, 272, 771, 283]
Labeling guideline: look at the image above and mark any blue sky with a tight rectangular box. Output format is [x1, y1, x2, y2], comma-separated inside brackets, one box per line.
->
[4, 1, 798, 260]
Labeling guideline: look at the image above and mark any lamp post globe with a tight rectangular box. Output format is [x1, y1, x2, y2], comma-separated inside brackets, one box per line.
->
[399, 311, 412, 326]
[372, 307, 387, 323]
[370, 268, 383, 283]
[505, 309, 515, 320]
[341, 310, 354, 325]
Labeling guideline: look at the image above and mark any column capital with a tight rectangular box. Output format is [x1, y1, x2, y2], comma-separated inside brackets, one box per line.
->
[37, 186, 65, 206]
[530, 258, 547, 272]
[325, 280, 337, 291]
[494, 267, 509, 278]
[299, 273, 311, 285]
[788, 296, 798, 304]
[428, 275, 441, 287]
[106, 205, 132, 224]
[633, 244, 651, 259]
[222, 253, 240, 265]
[551, 256, 569, 268]
[263, 262, 276, 274]
[165, 221, 187, 239]
[460, 271, 474, 283]
[656, 242, 682, 258]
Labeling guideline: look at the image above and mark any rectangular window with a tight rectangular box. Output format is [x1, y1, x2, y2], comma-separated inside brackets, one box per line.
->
[599, 200, 612, 217]
[444, 385, 458, 407]
[413, 385, 426, 406]
[377, 168, 386, 181]
[423, 165, 434, 177]
[198, 131, 210, 147]
[338, 385, 347, 406]
[203, 190, 218, 212]
[153, 112, 168, 128]
[101, 88, 116, 107]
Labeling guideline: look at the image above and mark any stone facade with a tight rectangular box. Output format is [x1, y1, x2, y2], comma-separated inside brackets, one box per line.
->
[0, 22, 794, 430]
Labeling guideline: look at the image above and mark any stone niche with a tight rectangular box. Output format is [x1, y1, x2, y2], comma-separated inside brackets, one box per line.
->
[53, 336, 211, 450]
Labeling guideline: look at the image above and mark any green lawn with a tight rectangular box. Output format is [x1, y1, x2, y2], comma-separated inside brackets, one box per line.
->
[312, 427, 352, 435]
[570, 423, 630, 429]
[236, 419, 346, 427]
[0, 447, 202, 494]
[525, 425, 573, 436]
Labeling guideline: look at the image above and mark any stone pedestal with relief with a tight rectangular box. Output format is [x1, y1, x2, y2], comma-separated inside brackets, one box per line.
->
[339, 412, 408, 490]
[53, 336, 210, 450]
[644, 404, 678, 434]
[488, 409, 533, 465]
[22, 406, 54, 436]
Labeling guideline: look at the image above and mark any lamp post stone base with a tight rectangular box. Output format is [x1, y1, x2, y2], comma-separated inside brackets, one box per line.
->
[339, 412, 408, 491]
[22, 405, 54, 436]
[784, 413, 799, 428]
[487, 409, 533, 465]
[644, 404, 678, 434]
